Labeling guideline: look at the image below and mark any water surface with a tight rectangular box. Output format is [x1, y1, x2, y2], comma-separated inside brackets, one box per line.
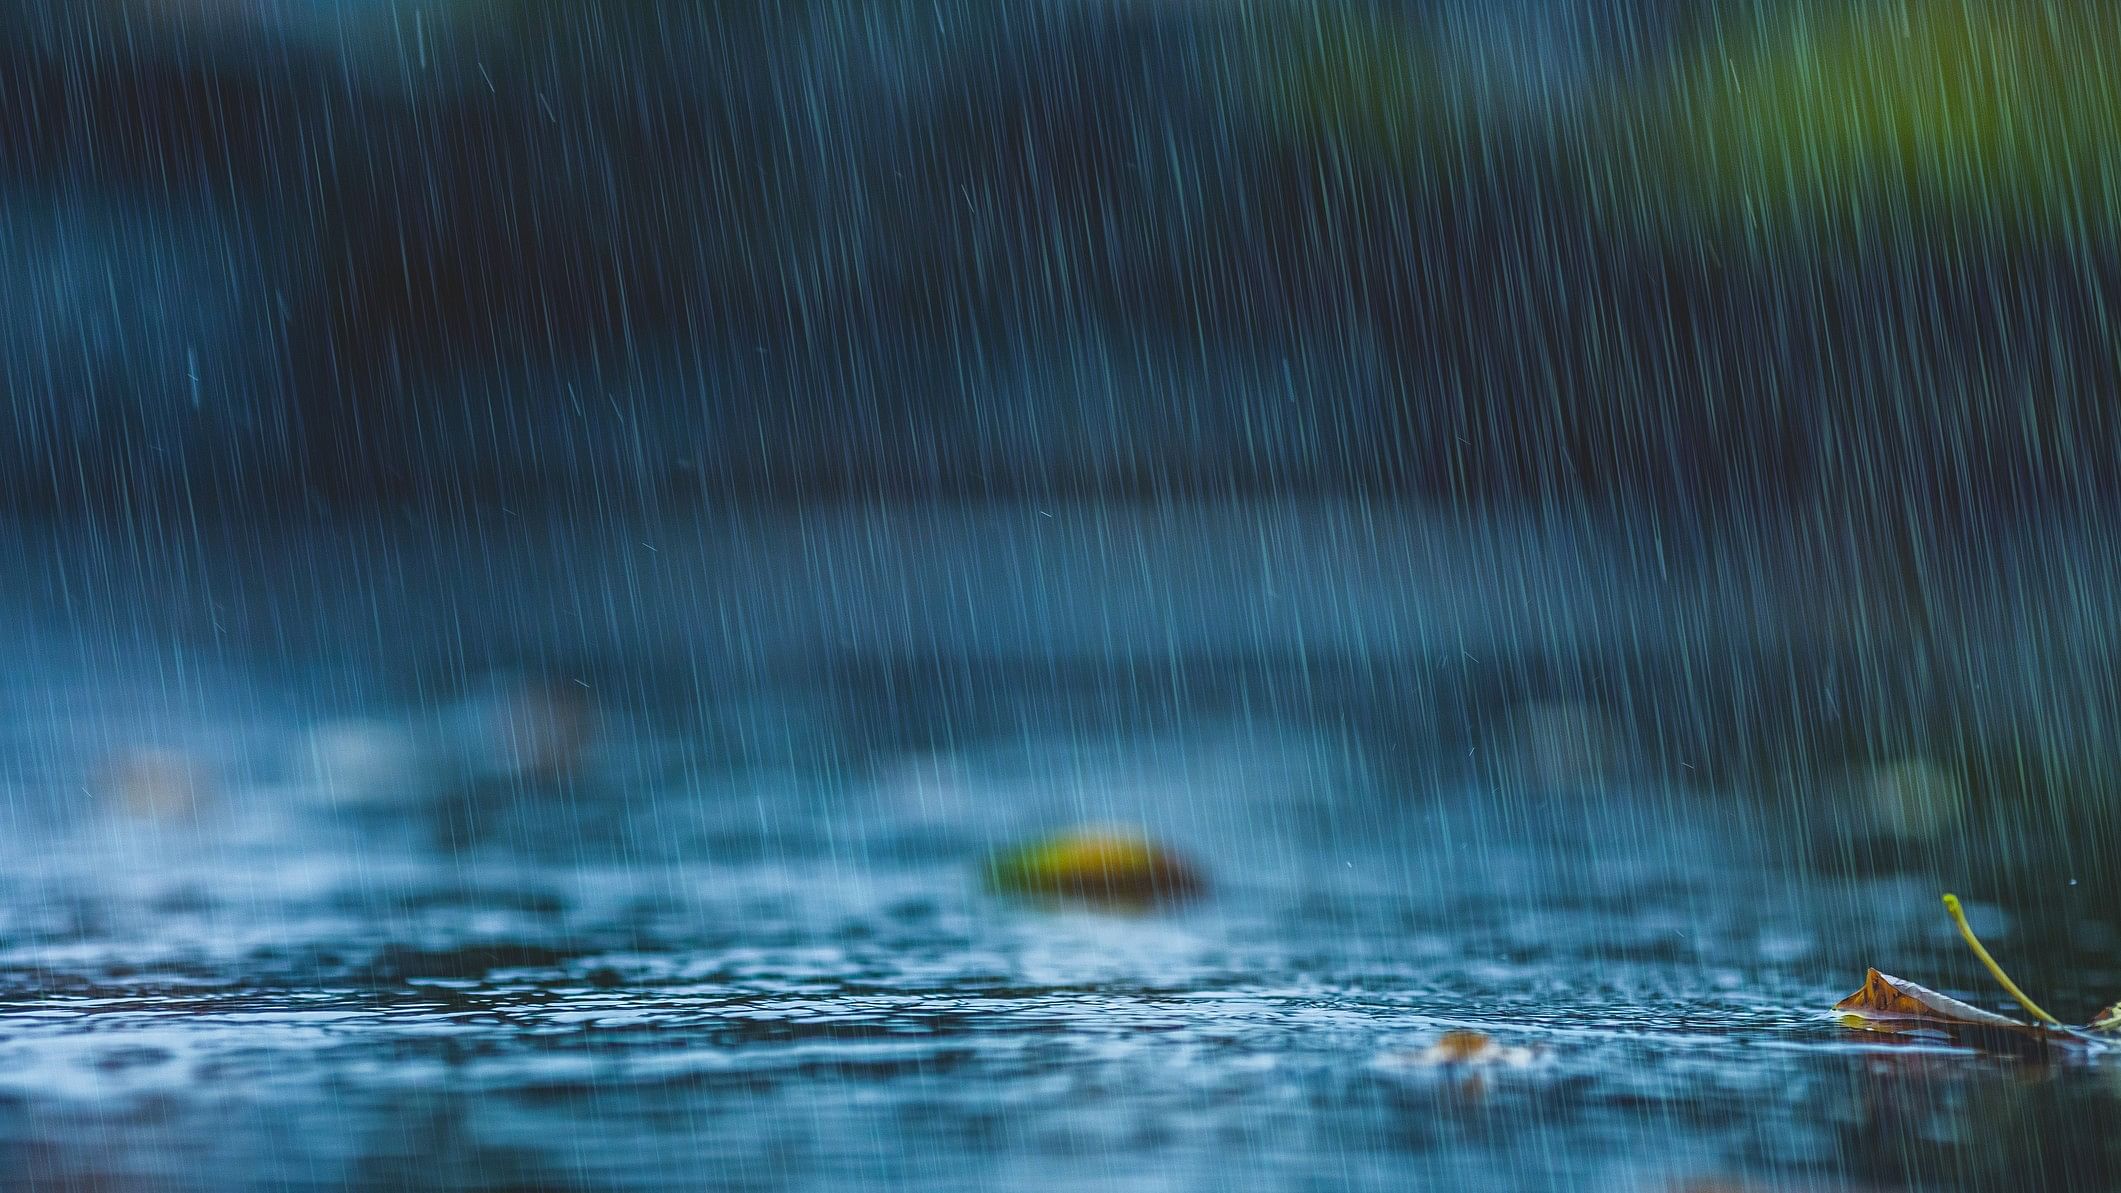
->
[2, 506, 2115, 1191]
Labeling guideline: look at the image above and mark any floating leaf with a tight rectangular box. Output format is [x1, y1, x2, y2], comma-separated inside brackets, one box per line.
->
[1375, 1029, 1543, 1091]
[1834, 969, 2085, 1055]
[983, 829, 1205, 905]
[1405, 1030, 1539, 1069]
[1832, 894, 2117, 1054]
[1835, 969, 2037, 1033]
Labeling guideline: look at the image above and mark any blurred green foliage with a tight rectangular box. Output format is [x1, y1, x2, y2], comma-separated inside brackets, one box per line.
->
[1652, 0, 2121, 235]
[1268, 0, 2121, 238]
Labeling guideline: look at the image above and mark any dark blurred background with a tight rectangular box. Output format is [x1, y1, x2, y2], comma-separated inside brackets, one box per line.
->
[8, 0, 2121, 878]
[8, 0, 2119, 512]
[12, 0, 2121, 869]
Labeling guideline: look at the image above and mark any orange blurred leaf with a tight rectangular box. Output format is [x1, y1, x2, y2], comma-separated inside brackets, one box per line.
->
[1376, 1029, 1543, 1079]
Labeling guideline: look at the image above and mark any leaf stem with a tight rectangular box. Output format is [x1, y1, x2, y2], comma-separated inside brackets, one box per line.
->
[1942, 893, 2062, 1027]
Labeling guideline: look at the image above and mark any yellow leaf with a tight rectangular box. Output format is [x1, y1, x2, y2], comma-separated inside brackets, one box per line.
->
[983, 829, 1205, 905]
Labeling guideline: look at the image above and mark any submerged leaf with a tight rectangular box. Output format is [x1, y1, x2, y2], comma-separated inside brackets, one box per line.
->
[2092, 1004, 2121, 1035]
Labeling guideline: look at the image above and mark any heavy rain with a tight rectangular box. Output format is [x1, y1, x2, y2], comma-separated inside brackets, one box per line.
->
[4, 1, 2121, 1189]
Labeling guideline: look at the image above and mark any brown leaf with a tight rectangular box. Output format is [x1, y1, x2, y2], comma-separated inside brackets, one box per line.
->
[2092, 1003, 2121, 1035]
[1377, 1029, 1541, 1072]
[1835, 969, 2027, 1028]
[1834, 969, 2075, 1052]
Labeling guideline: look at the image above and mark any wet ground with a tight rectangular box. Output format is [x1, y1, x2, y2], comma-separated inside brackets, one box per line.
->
[2, 504, 2118, 1192]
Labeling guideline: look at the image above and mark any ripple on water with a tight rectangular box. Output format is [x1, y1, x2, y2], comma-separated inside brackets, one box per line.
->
[0, 671, 2113, 1193]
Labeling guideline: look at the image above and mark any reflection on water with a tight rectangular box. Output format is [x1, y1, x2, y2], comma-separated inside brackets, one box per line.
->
[1, 506, 2118, 1191]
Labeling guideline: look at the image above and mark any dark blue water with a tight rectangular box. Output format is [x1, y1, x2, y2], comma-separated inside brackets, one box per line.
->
[2, 505, 2117, 1192]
